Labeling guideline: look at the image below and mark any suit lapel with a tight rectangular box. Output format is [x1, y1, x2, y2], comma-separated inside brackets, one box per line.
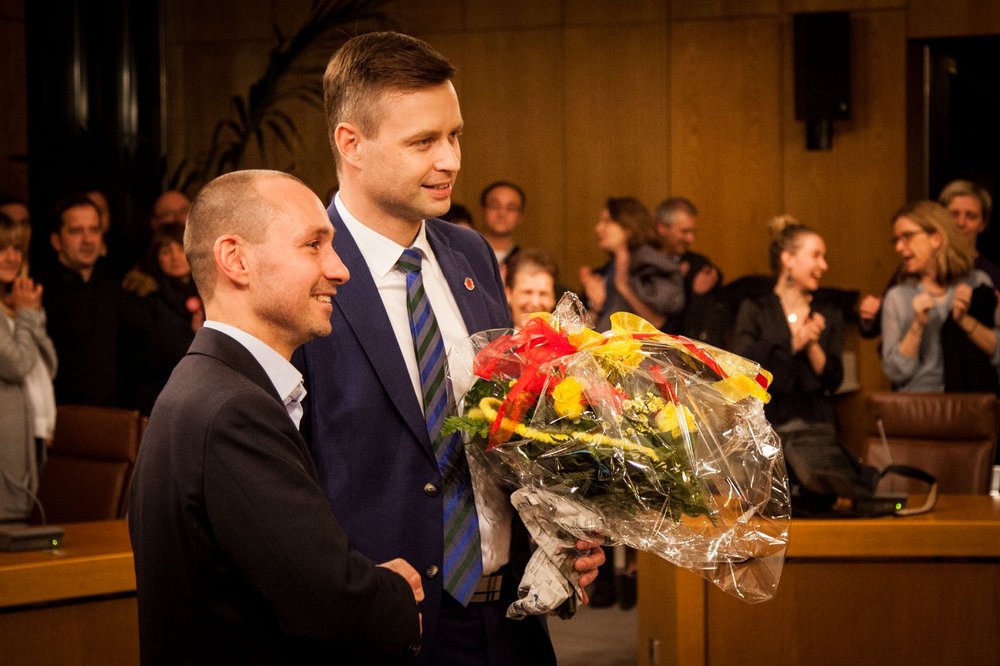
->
[328, 207, 433, 453]
[189, 328, 281, 403]
[189, 327, 321, 478]
[426, 220, 499, 336]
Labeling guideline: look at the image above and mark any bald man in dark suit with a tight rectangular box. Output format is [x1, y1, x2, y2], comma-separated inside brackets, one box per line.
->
[128, 170, 422, 664]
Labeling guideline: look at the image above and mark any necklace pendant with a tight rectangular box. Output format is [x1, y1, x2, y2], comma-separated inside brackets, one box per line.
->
[787, 312, 798, 324]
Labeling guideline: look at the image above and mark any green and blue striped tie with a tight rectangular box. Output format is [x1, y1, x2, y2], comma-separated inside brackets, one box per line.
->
[397, 248, 483, 605]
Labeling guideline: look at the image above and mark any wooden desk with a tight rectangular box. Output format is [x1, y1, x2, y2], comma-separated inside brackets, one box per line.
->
[638, 495, 1000, 666]
[0, 520, 138, 665]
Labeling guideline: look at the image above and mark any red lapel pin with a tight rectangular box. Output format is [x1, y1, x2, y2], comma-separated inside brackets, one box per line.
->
[464, 277, 475, 291]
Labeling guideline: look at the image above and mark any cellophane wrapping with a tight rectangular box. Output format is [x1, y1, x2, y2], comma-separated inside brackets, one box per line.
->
[445, 294, 790, 618]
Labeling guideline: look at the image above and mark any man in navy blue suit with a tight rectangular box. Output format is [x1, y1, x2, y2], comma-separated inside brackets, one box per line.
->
[295, 32, 604, 664]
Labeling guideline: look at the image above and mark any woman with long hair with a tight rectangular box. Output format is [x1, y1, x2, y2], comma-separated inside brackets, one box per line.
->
[578, 197, 684, 331]
[0, 212, 57, 522]
[881, 200, 998, 392]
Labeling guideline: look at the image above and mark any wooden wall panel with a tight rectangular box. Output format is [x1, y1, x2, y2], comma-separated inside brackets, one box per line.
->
[564, 0, 667, 24]
[427, 29, 567, 267]
[387, 0, 464, 34]
[670, 0, 780, 19]
[463, 0, 562, 29]
[563, 22, 671, 282]
[782, 9, 906, 296]
[785, 0, 903, 12]
[670, 17, 783, 280]
[907, 0, 1000, 37]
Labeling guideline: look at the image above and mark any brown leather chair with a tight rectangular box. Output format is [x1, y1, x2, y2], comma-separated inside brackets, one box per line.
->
[863, 392, 998, 494]
[33, 405, 143, 523]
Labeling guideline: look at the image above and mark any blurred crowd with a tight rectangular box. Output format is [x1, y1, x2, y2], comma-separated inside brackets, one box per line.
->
[2, 176, 997, 524]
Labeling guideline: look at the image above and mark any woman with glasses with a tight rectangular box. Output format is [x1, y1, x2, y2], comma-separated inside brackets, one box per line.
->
[881, 200, 998, 392]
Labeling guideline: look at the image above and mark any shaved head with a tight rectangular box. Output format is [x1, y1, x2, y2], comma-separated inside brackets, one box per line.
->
[184, 170, 304, 299]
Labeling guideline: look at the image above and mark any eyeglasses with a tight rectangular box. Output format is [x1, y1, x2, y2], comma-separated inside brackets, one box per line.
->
[891, 230, 927, 246]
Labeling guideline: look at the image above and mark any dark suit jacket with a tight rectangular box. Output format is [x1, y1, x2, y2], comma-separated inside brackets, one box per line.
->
[294, 207, 555, 664]
[128, 327, 420, 665]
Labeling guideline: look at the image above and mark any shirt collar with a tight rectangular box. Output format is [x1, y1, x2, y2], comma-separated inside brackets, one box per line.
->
[334, 192, 434, 277]
[203, 320, 304, 405]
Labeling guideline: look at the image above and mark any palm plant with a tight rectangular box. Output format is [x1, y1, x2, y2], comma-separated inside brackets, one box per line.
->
[171, 0, 394, 191]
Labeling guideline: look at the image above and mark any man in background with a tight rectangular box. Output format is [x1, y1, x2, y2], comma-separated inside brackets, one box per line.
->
[480, 180, 526, 276]
[40, 195, 121, 406]
[129, 169, 423, 664]
[654, 196, 725, 344]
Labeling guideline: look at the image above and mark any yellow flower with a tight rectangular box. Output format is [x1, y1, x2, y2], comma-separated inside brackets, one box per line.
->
[551, 377, 586, 419]
[655, 403, 698, 438]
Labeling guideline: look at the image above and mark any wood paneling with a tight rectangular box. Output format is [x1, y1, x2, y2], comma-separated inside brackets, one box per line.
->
[670, 17, 783, 280]
[782, 10, 906, 296]
[388, 0, 465, 34]
[431, 28, 568, 271]
[463, 0, 562, 30]
[786, 0, 903, 13]
[564, 0, 667, 24]
[563, 22, 671, 281]
[639, 495, 1000, 666]
[907, 0, 1000, 38]
[670, 0, 780, 19]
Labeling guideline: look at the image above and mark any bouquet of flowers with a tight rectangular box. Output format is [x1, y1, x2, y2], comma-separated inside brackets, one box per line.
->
[445, 295, 790, 618]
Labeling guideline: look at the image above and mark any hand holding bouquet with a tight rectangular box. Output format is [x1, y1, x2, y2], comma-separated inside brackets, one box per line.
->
[446, 295, 790, 617]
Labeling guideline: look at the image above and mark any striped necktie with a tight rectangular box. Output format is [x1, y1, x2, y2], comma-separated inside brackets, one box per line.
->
[396, 248, 483, 606]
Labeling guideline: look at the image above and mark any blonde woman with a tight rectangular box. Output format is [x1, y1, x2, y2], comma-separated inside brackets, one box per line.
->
[882, 200, 998, 392]
[0, 212, 57, 522]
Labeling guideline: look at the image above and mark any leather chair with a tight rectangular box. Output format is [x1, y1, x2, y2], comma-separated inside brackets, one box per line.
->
[33, 405, 143, 523]
[863, 392, 998, 494]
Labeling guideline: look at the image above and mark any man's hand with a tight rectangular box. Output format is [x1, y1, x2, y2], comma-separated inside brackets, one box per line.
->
[377, 558, 425, 604]
[569, 538, 606, 604]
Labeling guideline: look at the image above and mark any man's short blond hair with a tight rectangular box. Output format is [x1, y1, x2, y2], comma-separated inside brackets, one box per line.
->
[184, 170, 303, 299]
[323, 31, 455, 169]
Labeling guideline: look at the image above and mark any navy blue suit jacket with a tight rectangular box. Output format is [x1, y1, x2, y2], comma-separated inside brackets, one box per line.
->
[295, 205, 554, 663]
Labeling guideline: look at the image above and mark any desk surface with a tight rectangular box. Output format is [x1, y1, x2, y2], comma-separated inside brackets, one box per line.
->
[0, 520, 134, 608]
[788, 493, 1000, 558]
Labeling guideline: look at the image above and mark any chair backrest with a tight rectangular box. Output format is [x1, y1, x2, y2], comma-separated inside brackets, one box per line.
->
[863, 392, 999, 494]
[33, 405, 142, 523]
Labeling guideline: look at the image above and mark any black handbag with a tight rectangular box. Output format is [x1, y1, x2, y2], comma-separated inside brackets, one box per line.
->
[777, 421, 937, 517]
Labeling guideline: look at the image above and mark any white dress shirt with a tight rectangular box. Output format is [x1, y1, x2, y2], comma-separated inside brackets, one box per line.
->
[203, 321, 306, 430]
[335, 194, 512, 575]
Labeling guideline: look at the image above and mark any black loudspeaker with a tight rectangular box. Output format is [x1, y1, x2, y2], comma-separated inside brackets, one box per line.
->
[793, 12, 851, 150]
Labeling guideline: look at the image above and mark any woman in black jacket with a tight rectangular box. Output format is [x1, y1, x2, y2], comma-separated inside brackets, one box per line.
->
[121, 223, 202, 414]
[733, 215, 844, 428]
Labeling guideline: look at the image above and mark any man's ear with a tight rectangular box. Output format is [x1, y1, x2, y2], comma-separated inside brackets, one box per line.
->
[213, 235, 251, 288]
[334, 122, 362, 166]
[50, 232, 61, 253]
